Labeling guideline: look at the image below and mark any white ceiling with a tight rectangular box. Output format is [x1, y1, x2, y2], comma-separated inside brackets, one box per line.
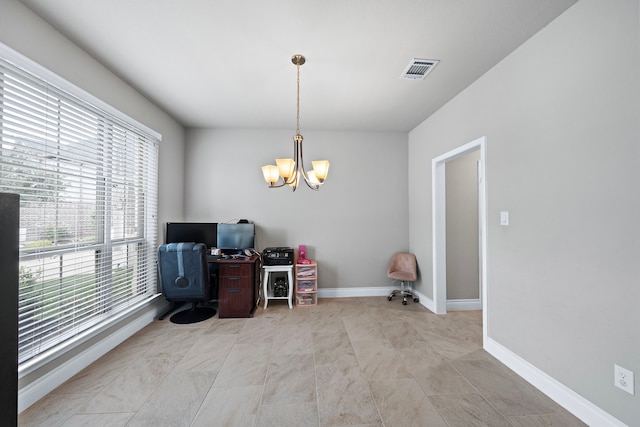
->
[19, 0, 577, 132]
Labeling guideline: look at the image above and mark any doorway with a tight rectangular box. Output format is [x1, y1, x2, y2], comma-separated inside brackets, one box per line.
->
[446, 150, 481, 309]
[432, 136, 487, 338]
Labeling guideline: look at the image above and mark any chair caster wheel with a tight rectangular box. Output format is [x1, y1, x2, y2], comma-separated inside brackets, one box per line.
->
[387, 296, 393, 301]
[402, 300, 407, 305]
[413, 298, 419, 303]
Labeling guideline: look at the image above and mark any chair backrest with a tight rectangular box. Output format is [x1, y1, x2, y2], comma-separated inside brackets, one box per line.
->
[158, 242, 210, 302]
[387, 252, 417, 281]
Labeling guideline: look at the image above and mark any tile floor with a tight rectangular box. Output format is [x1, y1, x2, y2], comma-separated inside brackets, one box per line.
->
[19, 297, 587, 426]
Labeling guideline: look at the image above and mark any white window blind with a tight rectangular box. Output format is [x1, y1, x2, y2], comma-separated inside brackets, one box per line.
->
[0, 52, 160, 365]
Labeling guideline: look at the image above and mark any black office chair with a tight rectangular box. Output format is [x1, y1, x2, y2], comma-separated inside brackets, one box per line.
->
[157, 242, 216, 324]
[387, 252, 419, 305]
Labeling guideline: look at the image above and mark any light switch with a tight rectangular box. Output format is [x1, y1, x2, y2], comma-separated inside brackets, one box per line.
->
[500, 211, 509, 226]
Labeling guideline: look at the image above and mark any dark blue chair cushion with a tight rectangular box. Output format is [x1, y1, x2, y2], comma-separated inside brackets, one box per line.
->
[158, 242, 211, 302]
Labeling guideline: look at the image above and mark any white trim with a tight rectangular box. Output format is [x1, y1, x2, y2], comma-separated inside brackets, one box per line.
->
[308, 287, 624, 425]
[18, 300, 169, 413]
[18, 295, 161, 378]
[432, 161, 447, 314]
[316, 287, 437, 313]
[485, 337, 628, 427]
[447, 299, 482, 311]
[432, 136, 488, 340]
[0, 42, 161, 141]
[21, 282, 623, 425]
[412, 289, 436, 313]
[317, 286, 397, 298]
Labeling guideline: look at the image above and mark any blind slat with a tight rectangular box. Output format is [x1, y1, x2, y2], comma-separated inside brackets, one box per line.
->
[1, 53, 160, 365]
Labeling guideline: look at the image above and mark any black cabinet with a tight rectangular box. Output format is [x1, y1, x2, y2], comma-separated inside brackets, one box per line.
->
[0, 193, 19, 425]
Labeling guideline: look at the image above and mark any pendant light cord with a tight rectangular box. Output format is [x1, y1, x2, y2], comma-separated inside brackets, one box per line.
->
[296, 62, 301, 135]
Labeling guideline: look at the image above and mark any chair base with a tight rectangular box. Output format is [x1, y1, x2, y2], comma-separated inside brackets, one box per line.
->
[168, 303, 216, 324]
[388, 281, 419, 305]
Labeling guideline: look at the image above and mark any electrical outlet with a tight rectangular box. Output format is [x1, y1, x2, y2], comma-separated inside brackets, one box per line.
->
[614, 364, 635, 395]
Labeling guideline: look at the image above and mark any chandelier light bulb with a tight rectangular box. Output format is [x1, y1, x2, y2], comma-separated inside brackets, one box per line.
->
[261, 54, 330, 191]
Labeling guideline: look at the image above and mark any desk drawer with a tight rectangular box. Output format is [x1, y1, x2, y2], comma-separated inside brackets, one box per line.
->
[219, 275, 252, 289]
[220, 263, 252, 276]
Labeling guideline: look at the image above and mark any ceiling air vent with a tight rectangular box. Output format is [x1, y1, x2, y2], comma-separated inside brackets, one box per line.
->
[400, 58, 439, 80]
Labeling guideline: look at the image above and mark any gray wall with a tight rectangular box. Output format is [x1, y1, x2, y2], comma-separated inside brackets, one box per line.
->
[408, 0, 640, 424]
[5, 0, 640, 423]
[446, 150, 480, 300]
[0, 0, 187, 236]
[183, 128, 409, 289]
[1, 0, 185, 409]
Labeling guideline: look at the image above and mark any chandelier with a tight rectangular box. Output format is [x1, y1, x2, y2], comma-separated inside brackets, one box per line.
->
[261, 54, 330, 191]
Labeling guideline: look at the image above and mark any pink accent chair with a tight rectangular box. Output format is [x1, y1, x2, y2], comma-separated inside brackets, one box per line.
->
[387, 252, 419, 305]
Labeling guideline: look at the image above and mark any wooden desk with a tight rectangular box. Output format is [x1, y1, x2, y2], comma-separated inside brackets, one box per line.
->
[210, 255, 259, 318]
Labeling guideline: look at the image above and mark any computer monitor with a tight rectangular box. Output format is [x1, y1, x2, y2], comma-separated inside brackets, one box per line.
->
[165, 222, 217, 249]
[216, 223, 255, 251]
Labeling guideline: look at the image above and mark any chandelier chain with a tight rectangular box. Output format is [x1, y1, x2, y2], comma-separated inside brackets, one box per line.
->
[296, 62, 301, 135]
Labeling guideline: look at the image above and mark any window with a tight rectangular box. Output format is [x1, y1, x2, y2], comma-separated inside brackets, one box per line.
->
[0, 47, 160, 366]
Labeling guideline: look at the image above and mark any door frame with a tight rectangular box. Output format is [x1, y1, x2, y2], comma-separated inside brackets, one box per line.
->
[432, 136, 488, 337]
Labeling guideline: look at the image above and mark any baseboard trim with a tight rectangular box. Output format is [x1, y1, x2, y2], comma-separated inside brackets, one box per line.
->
[21, 286, 623, 426]
[317, 286, 396, 298]
[18, 299, 169, 413]
[485, 337, 627, 427]
[318, 288, 624, 425]
[411, 289, 436, 313]
[317, 287, 437, 313]
[447, 298, 482, 311]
